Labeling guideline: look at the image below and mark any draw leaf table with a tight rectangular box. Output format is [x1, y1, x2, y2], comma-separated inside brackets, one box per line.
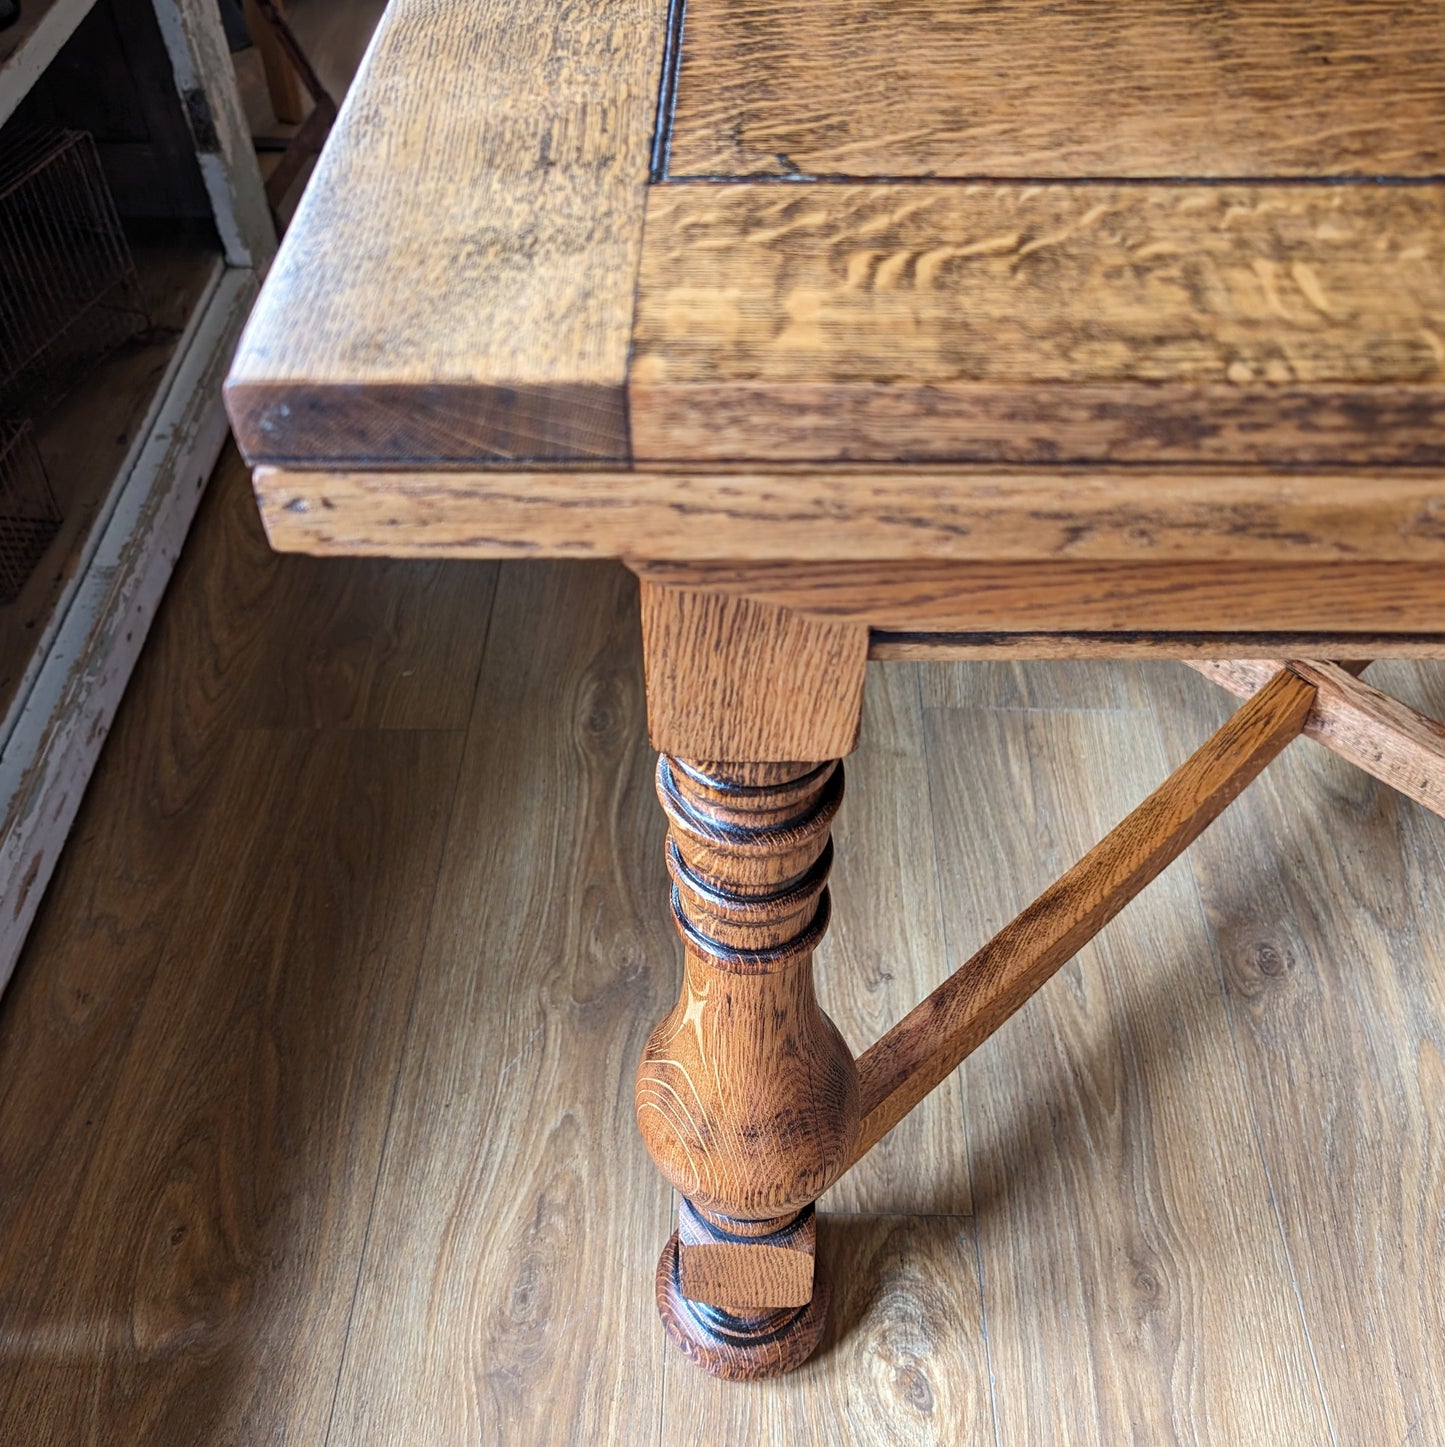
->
[224, 0, 1445, 1381]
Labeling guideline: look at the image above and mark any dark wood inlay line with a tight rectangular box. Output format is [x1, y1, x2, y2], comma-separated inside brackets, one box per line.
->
[650, 0, 689, 182]
[657, 173, 1445, 187]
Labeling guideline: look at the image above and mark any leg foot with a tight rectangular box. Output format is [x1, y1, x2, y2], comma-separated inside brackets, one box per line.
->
[655, 1232, 831, 1380]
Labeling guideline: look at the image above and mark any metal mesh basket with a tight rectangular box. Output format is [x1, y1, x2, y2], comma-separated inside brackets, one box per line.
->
[0, 420, 61, 604]
[0, 129, 148, 416]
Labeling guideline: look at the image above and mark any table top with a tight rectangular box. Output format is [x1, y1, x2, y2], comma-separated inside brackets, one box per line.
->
[225, 0, 1445, 469]
[223, 1, 1445, 615]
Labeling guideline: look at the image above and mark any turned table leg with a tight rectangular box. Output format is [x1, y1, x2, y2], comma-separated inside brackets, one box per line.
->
[632, 579, 870, 1378]
[638, 754, 858, 1377]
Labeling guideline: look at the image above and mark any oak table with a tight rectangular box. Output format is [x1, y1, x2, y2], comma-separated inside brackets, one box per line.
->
[224, 0, 1445, 1381]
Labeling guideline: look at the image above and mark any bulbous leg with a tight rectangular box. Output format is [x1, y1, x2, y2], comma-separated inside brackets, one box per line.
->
[636, 755, 860, 1379]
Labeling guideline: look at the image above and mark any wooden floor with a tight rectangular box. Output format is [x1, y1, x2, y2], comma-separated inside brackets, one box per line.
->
[1, 448, 1443, 1444]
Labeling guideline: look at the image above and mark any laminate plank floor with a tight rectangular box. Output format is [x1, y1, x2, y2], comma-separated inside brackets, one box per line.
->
[1, 452, 1443, 1443]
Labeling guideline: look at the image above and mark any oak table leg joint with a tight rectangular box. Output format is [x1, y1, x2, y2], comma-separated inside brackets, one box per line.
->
[631, 577, 870, 1377]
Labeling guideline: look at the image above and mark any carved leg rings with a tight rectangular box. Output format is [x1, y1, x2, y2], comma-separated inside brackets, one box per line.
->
[635, 756, 860, 1379]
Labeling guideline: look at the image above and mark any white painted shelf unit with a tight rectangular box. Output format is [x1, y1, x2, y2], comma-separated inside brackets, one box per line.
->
[0, 0, 274, 990]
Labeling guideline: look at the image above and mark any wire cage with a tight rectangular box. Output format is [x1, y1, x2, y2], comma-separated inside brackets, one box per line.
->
[0, 129, 148, 417]
[0, 420, 61, 604]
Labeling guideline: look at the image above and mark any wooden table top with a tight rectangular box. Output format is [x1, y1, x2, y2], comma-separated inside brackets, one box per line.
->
[223, 0, 1445, 578]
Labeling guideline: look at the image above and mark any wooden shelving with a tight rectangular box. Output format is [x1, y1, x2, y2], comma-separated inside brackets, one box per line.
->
[0, 227, 222, 734]
[0, 0, 273, 990]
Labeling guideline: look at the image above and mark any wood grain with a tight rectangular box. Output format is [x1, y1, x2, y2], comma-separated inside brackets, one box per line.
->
[665, 0, 1445, 180]
[639, 753, 860, 1374]
[1184, 657, 1371, 696]
[1191, 658, 1445, 819]
[0, 440, 488, 1443]
[8, 446, 1445, 1436]
[1149, 663, 1445, 1443]
[639, 579, 868, 760]
[324, 561, 674, 1442]
[873, 631, 1445, 662]
[0, 260, 252, 995]
[928, 701, 1335, 1442]
[0, 597, 275, 1346]
[164, 445, 496, 731]
[224, 0, 670, 465]
[0, 727, 462, 1444]
[662, 1216, 995, 1445]
[917, 658, 1151, 711]
[631, 182, 1445, 464]
[656, 1229, 832, 1380]
[818, 663, 969, 1215]
[675, 1200, 816, 1311]
[851, 670, 1314, 1159]
[633, 559, 1445, 637]
[641, 758, 857, 1219]
[254, 464, 1445, 563]
[1298, 671, 1401, 737]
